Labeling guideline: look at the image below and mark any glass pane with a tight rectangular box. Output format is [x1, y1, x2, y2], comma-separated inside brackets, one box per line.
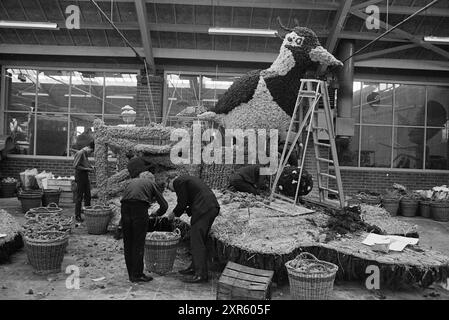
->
[37, 70, 69, 113]
[394, 84, 425, 126]
[201, 75, 236, 110]
[165, 73, 201, 117]
[352, 81, 362, 123]
[426, 128, 449, 170]
[360, 126, 392, 167]
[361, 82, 393, 125]
[103, 114, 123, 126]
[69, 114, 97, 155]
[426, 86, 449, 128]
[35, 113, 68, 156]
[336, 125, 359, 166]
[5, 68, 37, 112]
[104, 72, 137, 116]
[4, 111, 34, 155]
[70, 71, 104, 114]
[393, 127, 424, 169]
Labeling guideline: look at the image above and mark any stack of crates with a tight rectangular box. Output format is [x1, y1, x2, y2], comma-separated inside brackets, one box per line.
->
[46, 178, 75, 204]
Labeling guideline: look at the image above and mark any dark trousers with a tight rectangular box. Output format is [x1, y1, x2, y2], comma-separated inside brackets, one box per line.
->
[121, 200, 149, 279]
[190, 209, 219, 277]
[75, 170, 91, 217]
[229, 175, 258, 195]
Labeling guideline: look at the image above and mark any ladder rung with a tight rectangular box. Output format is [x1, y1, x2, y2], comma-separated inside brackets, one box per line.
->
[298, 90, 317, 98]
[315, 142, 331, 148]
[319, 172, 337, 179]
[319, 186, 340, 194]
[312, 126, 328, 131]
[317, 157, 334, 164]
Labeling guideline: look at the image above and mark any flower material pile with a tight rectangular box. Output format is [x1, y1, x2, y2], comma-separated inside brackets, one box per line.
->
[146, 231, 180, 241]
[23, 214, 73, 236]
[0, 209, 23, 263]
[190, 190, 449, 287]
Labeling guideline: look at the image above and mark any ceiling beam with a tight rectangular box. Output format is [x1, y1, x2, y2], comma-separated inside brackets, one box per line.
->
[326, 0, 353, 53]
[2, 44, 449, 70]
[378, 5, 449, 17]
[354, 44, 419, 61]
[134, 0, 154, 72]
[350, 9, 449, 61]
[355, 58, 449, 71]
[74, 0, 340, 10]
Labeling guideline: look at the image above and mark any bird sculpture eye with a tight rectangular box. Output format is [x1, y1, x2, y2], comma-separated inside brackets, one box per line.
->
[295, 37, 304, 45]
[287, 37, 293, 42]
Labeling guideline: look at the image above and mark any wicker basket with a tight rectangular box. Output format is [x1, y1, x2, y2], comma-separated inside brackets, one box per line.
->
[382, 198, 400, 216]
[400, 199, 419, 217]
[18, 190, 43, 213]
[1, 182, 17, 197]
[419, 200, 432, 218]
[430, 201, 449, 222]
[42, 189, 61, 206]
[24, 231, 69, 274]
[285, 252, 338, 300]
[144, 228, 181, 275]
[84, 205, 112, 235]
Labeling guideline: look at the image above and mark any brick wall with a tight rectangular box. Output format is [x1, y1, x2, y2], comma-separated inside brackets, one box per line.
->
[338, 169, 449, 195]
[0, 157, 117, 187]
[135, 69, 164, 126]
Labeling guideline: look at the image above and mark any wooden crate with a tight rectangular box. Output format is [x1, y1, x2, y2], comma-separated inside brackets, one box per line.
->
[217, 261, 274, 300]
[46, 179, 74, 192]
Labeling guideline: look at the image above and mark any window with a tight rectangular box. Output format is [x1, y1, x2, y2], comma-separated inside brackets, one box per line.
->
[338, 81, 449, 170]
[164, 72, 239, 119]
[2, 67, 138, 157]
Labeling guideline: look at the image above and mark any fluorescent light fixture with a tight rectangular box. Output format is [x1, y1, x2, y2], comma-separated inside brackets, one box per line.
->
[0, 20, 58, 30]
[106, 95, 134, 99]
[168, 97, 178, 101]
[65, 94, 92, 98]
[208, 27, 277, 37]
[423, 36, 449, 43]
[202, 99, 218, 102]
[21, 92, 49, 97]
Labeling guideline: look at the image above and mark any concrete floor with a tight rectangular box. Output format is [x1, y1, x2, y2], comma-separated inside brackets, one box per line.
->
[1, 197, 449, 300]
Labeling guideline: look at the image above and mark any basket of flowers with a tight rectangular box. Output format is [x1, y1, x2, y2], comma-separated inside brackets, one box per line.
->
[285, 252, 338, 300]
[144, 229, 181, 275]
[23, 231, 69, 274]
[381, 188, 402, 216]
[400, 191, 421, 217]
[430, 186, 449, 222]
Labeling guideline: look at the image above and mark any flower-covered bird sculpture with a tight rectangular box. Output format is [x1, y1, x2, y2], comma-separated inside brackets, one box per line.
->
[199, 19, 343, 131]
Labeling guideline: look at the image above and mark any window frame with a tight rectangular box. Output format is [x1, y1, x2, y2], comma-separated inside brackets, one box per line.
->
[1, 65, 139, 159]
[345, 78, 449, 172]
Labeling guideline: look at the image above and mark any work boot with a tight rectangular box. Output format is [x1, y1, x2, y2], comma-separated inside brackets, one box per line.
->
[130, 274, 153, 283]
[75, 215, 84, 222]
[182, 274, 208, 284]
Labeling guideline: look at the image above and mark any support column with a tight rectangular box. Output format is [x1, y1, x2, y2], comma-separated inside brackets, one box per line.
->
[336, 40, 355, 138]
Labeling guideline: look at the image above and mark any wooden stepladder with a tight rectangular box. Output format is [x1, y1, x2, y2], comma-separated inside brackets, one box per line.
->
[270, 79, 345, 208]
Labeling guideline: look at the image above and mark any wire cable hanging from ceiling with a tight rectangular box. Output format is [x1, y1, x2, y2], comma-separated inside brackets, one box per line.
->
[90, 0, 156, 123]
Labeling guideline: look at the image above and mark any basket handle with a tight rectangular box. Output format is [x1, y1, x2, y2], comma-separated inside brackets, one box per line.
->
[296, 252, 319, 261]
[47, 202, 59, 208]
[92, 204, 106, 210]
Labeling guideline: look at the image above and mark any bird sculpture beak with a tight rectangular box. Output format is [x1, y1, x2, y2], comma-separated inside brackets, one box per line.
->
[309, 46, 343, 67]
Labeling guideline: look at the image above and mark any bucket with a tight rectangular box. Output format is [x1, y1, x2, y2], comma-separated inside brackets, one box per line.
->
[400, 199, 418, 217]
[430, 202, 449, 222]
[18, 190, 43, 214]
[419, 200, 431, 218]
[382, 198, 400, 216]
[42, 189, 61, 206]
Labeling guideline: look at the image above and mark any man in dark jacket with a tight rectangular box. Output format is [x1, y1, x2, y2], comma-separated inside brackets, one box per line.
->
[73, 141, 94, 222]
[166, 175, 220, 283]
[121, 171, 168, 283]
[228, 164, 268, 195]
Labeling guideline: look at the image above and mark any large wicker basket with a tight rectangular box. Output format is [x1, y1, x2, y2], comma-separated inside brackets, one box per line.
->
[24, 231, 69, 275]
[285, 252, 338, 300]
[144, 229, 181, 275]
[42, 189, 62, 206]
[84, 205, 112, 235]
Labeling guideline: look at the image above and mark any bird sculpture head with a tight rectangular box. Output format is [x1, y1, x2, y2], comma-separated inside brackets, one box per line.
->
[276, 17, 343, 69]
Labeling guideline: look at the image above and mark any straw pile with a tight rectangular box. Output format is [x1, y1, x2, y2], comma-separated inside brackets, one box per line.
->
[0, 209, 23, 263]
